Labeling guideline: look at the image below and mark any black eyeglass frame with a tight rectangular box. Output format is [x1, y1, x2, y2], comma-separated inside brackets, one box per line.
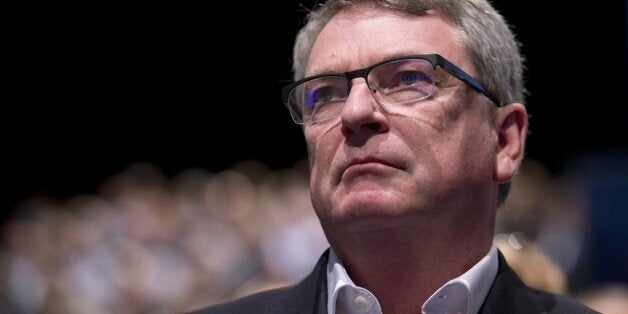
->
[282, 53, 501, 123]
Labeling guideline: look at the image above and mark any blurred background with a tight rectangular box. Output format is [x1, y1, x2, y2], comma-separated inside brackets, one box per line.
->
[3, 1, 627, 313]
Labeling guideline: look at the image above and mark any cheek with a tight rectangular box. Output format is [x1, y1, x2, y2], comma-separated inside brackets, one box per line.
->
[305, 130, 338, 218]
[398, 110, 495, 180]
[446, 121, 497, 181]
[305, 125, 338, 186]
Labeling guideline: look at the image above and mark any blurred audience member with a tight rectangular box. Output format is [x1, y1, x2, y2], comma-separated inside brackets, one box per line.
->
[494, 233, 567, 295]
[0, 158, 619, 312]
[575, 283, 628, 314]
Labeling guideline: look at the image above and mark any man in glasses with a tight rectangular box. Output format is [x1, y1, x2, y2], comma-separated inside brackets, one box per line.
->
[193, 0, 594, 313]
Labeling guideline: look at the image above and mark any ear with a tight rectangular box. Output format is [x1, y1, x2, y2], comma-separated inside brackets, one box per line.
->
[493, 103, 528, 183]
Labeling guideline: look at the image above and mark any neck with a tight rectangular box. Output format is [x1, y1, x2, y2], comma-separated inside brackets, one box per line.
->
[326, 215, 494, 314]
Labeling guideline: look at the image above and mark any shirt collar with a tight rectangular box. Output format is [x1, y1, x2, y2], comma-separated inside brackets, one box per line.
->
[327, 249, 382, 314]
[326, 244, 498, 314]
[422, 244, 498, 314]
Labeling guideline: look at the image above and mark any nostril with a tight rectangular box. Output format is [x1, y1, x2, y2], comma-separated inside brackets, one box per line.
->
[341, 121, 380, 137]
[365, 122, 380, 131]
[341, 124, 354, 138]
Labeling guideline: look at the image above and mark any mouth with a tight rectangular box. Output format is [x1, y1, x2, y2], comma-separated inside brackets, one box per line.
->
[339, 156, 398, 182]
[347, 156, 394, 168]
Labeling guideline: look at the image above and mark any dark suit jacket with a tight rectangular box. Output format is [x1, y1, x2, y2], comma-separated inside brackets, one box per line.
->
[190, 250, 596, 314]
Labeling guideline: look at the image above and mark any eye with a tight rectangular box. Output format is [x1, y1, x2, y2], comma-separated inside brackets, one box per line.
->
[304, 82, 345, 110]
[400, 71, 429, 86]
[298, 76, 348, 122]
[312, 86, 336, 103]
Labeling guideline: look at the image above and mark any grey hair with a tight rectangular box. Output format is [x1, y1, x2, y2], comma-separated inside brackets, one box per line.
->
[291, 0, 525, 205]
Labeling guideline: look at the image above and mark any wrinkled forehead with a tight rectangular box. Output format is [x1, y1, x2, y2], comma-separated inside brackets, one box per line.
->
[305, 4, 470, 78]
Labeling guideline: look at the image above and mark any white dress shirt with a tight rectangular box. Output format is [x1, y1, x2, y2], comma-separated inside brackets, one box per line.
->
[326, 244, 498, 314]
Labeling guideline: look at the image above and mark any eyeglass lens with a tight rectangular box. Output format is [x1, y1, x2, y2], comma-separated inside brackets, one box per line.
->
[290, 58, 436, 124]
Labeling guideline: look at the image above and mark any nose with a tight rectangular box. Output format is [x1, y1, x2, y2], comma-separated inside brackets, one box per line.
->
[340, 79, 389, 139]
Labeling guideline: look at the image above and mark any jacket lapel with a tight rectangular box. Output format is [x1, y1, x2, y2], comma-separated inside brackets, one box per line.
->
[479, 251, 547, 314]
[278, 249, 329, 314]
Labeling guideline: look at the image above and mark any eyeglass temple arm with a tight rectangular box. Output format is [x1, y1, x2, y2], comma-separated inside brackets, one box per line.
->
[438, 57, 501, 106]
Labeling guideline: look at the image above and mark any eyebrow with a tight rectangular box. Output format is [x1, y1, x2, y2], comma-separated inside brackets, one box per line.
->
[306, 51, 427, 77]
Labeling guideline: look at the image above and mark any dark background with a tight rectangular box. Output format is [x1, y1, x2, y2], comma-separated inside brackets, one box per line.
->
[5, 1, 627, 222]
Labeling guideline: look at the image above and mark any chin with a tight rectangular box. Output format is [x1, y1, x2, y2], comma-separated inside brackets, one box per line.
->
[332, 191, 410, 230]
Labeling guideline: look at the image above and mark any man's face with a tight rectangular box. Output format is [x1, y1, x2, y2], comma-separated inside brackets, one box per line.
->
[305, 4, 499, 233]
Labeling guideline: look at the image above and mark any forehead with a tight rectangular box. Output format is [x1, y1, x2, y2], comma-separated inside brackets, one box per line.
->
[306, 3, 468, 76]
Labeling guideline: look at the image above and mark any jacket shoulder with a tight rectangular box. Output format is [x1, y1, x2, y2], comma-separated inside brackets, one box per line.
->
[535, 289, 599, 314]
[481, 251, 597, 314]
[187, 250, 329, 314]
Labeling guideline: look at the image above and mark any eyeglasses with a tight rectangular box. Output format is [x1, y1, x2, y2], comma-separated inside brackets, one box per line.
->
[282, 54, 500, 125]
